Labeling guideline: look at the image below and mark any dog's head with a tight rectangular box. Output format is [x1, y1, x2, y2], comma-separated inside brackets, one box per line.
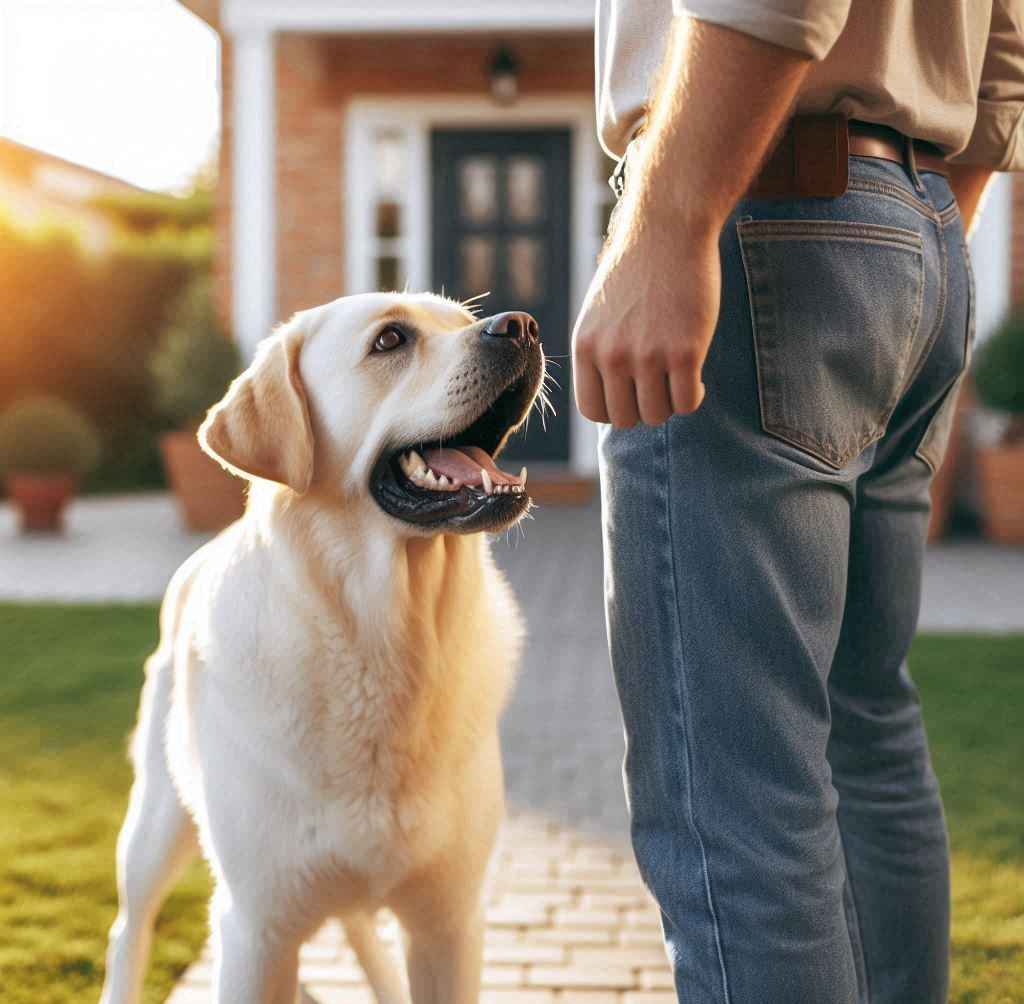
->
[199, 292, 545, 535]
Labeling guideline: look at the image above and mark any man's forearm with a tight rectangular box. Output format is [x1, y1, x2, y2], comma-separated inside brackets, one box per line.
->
[623, 17, 813, 235]
[947, 164, 995, 237]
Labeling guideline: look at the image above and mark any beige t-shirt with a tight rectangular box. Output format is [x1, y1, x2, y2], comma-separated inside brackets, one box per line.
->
[596, 0, 1024, 170]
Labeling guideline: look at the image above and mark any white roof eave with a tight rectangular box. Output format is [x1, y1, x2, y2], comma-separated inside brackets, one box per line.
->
[221, 1, 594, 35]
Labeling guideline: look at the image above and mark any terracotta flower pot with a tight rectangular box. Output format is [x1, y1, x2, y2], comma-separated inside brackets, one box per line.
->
[5, 472, 78, 532]
[977, 441, 1024, 546]
[160, 430, 245, 532]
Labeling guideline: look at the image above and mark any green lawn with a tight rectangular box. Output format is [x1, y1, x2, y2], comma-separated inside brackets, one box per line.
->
[0, 605, 209, 1004]
[0, 606, 1022, 1003]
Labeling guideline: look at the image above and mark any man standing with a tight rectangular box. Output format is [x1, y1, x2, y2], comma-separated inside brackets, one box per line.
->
[573, 3, 1020, 1002]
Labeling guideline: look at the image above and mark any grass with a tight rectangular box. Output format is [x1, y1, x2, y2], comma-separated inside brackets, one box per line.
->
[0, 605, 210, 1004]
[0, 607, 1021, 1003]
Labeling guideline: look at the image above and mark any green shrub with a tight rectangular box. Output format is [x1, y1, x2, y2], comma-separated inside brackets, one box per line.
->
[0, 397, 101, 477]
[0, 208, 212, 491]
[974, 314, 1024, 419]
[150, 277, 241, 429]
[88, 189, 213, 234]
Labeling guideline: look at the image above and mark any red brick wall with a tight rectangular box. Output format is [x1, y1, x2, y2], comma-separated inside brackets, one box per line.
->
[215, 32, 594, 329]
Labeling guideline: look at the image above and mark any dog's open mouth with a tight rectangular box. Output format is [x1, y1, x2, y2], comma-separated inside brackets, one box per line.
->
[370, 360, 542, 533]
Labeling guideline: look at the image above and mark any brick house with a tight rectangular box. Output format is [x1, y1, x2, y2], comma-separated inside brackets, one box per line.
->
[179, 0, 609, 478]
[177, 0, 1015, 481]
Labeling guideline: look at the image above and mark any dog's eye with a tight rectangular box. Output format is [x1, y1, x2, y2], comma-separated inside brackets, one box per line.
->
[372, 326, 406, 353]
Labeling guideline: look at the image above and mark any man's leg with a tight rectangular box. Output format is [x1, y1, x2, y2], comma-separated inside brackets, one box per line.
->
[599, 216, 870, 1002]
[599, 158, 961, 1001]
[826, 459, 950, 1004]
[825, 190, 970, 1004]
[600, 402, 863, 1003]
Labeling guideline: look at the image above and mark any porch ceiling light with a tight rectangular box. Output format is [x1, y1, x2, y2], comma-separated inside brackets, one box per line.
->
[489, 46, 519, 105]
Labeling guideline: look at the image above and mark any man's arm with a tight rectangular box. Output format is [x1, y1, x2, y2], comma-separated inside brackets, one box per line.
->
[947, 164, 995, 237]
[572, 17, 812, 426]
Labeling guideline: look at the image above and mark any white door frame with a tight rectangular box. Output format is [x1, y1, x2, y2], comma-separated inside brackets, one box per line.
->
[345, 95, 604, 474]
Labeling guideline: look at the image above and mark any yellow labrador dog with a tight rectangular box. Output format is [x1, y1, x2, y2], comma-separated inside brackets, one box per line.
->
[98, 293, 545, 1004]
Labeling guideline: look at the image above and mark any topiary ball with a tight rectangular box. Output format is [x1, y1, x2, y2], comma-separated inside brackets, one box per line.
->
[974, 314, 1024, 417]
[0, 396, 102, 477]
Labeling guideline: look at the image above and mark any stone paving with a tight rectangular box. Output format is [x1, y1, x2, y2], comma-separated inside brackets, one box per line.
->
[3, 492, 1022, 1001]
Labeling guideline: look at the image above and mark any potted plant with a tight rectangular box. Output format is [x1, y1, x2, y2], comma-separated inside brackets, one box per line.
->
[151, 278, 245, 531]
[973, 313, 1024, 545]
[0, 397, 101, 532]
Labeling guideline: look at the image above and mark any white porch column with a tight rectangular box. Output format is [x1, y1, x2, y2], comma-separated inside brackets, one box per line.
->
[231, 27, 276, 361]
[970, 173, 1012, 343]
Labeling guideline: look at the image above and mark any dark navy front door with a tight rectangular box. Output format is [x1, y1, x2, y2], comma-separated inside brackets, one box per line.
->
[431, 128, 571, 464]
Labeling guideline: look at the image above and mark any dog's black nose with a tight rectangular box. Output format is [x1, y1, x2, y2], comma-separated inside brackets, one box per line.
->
[482, 311, 539, 344]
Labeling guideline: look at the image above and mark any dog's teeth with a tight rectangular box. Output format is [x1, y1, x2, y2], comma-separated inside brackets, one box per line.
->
[437, 474, 451, 488]
[519, 466, 528, 487]
[424, 469, 438, 486]
[408, 449, 426, 470]
[480, 469, 493, 495]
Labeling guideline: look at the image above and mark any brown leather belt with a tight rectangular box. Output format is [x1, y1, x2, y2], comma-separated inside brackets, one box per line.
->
[747, 115, 949, 199]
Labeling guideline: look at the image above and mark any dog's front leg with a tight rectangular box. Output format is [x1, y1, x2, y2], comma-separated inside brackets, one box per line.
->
[403, 911, 485, 1004]
[212, 887, 301, 1004]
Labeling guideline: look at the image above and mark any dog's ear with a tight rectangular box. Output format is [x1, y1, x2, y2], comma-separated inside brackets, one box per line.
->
[199, 324, 314, 493]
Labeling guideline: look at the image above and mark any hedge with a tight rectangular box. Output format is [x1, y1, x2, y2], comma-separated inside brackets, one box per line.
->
[0, 212, 212, 492]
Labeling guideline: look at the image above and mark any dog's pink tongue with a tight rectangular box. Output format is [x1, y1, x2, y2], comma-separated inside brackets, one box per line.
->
[423, 446, 521, 486]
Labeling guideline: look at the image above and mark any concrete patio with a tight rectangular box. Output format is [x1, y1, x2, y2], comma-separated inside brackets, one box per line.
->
[2, 493, 1021, 1002]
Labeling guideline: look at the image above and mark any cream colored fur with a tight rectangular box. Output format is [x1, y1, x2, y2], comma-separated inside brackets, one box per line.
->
[98, 294, 528, 1004]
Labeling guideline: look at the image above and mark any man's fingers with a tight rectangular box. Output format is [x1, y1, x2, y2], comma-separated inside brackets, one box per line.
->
[573, 356, 610, 424]
[669, 365, 706, 414]
[635, 368, 674, 426]
[603, 371, 641, 428]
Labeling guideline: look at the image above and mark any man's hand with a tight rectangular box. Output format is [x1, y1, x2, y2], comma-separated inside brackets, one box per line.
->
[947, 163, 995, 238]
[572, 18, 812, 427]
[573, 216, 720, 426]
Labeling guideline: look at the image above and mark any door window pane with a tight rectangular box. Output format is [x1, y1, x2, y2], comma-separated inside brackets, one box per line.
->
[376, 201, 401, 238]
[458, 157, 498, 223]
[460, 237, 495, 294]
[375, 129, 406, 196]
[507, 156, 545, 223]
[507, 237, 544, 302]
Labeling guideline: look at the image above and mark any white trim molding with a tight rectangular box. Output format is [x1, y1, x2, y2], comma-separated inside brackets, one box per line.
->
[231, 27, 276, 360]
[970, 173, 1012, 343]
[345, 95, 605, 474]
[222, 1, 594, 34]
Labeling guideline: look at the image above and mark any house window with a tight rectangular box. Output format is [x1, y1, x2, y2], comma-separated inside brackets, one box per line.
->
[371, 128, 409, 290]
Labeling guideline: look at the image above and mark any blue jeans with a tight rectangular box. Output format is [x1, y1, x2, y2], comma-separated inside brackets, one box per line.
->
[600, 156, 973, 1004]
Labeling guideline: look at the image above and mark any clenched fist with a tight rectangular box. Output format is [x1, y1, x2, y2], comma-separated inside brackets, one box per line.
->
[572, 212, 721, 428]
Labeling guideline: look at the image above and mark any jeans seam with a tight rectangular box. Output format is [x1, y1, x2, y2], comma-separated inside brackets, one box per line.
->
[838, 822, 872, 1003]
[900, 215, 949, 414]
[662, 421, 732, 1004]
[915, 239, 974, 471]
[847, 178, 938, 220]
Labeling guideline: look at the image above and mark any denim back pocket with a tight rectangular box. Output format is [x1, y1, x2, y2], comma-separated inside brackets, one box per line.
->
[915, 240, 975, 472]
[738, 219, 925, 469]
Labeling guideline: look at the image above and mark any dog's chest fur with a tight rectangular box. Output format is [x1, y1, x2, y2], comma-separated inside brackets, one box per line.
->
[170, 509, 522, 894]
